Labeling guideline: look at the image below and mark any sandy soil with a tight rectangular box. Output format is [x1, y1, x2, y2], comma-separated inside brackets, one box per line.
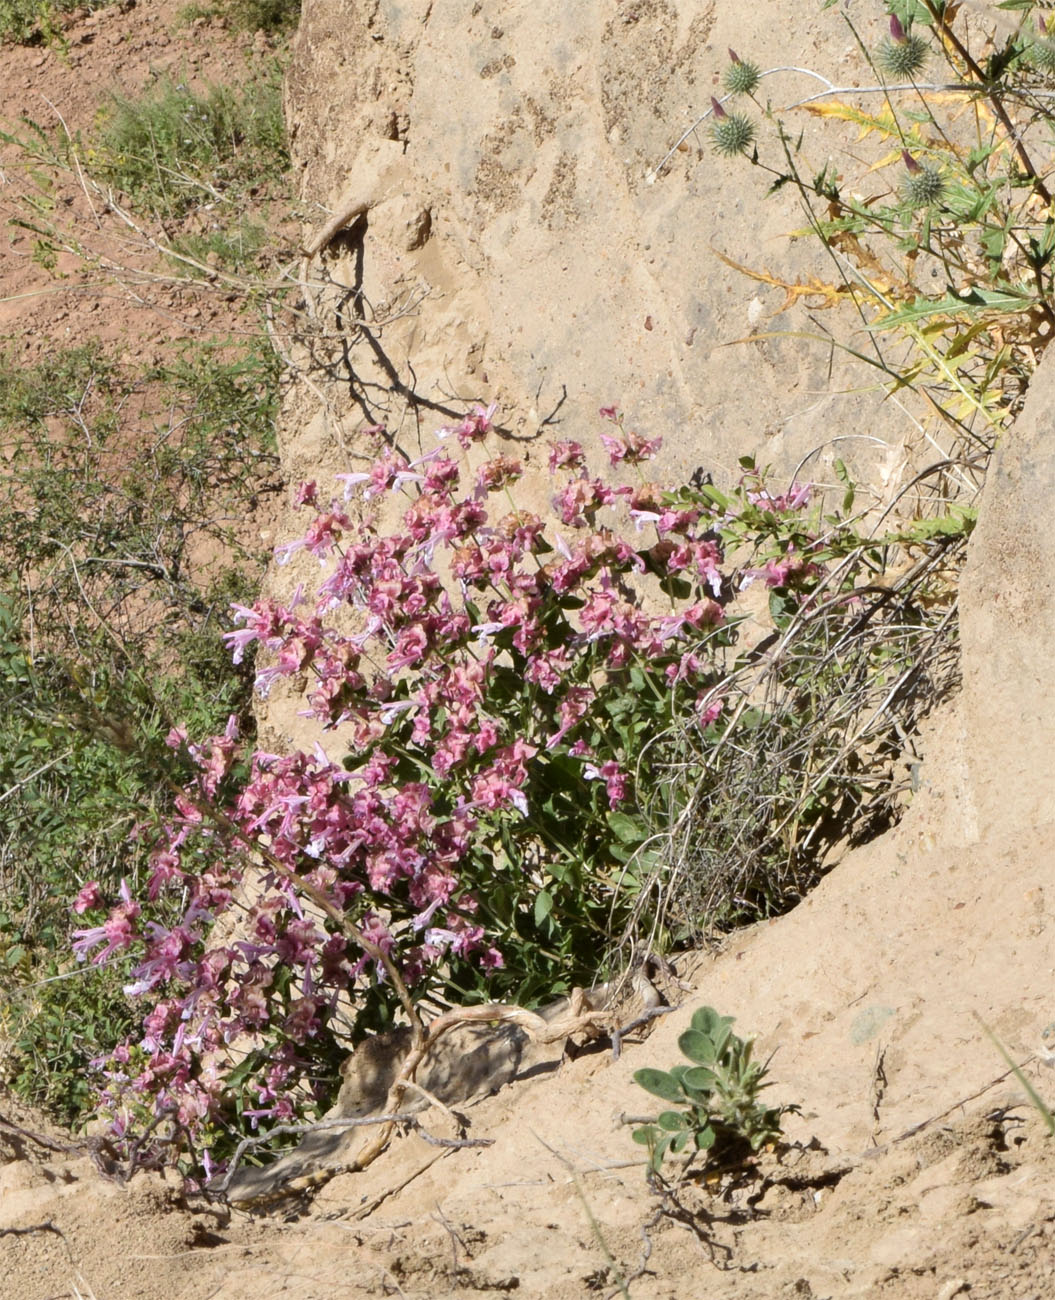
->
[2, 2, 1054, 1298]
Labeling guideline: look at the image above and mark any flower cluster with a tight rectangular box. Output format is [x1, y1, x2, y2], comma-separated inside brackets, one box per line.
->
[75, 406, 821, 1170]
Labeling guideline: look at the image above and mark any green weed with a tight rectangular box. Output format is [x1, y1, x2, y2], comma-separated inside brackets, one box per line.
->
[680, 1, 1055, 451]
[89, 66, 288, 221]
[172, 216, 271, 272]
[0, 335, 280, 1119]
[633, 1006, 794, 1174]
[0, 0, 113, 46]
[179, 0, 300, 33]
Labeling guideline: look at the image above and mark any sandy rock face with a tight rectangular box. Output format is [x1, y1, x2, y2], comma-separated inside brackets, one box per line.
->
[284, 0, 905, 490]
[958, 346, 1055, 840]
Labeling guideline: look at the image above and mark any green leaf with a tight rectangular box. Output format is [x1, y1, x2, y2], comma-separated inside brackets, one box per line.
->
[634, 1068, 686, 1103]
[868, 286, 1033, 331]
[682, 1065, 718, 1093]
[888, 0, 942, 28]
[678, 1028, 718, 1065]
[694, 1124, 717, 1150]
[653, 1134, 674, 1170]
[891, 506, 977, 542]
[769, 588, 794, 626]
[533, 890, 554, 926]
[690, 1007, 734, 1035]
[658, 1109, 689, 1131]
[833, 458, 855, 513]
[607, 811, 646, 845]
[695, 483, 731, 512]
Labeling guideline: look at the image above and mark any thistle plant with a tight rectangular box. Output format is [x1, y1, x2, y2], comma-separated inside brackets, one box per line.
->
[663, 1, 1055, 446]
[901, 149, 945, 209]
[1030, 39, 1055, 73]
[632, 1006, 792, 1173]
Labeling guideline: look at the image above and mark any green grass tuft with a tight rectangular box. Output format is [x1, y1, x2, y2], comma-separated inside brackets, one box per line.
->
[90, 66, 288, 221]
[179, 0, 300, 34]
[0, 0, 114, 45]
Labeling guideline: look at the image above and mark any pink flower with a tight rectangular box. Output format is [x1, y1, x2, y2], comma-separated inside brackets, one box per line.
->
[123, 925, 194, 996]
[387, 625, 429, 669]
[553, 478, 627, 527]
[438, 402, 498, 449]
[741, 550, 819, 590]
[284, 996, 324, 1041]
[696, 694, 724, 727]
[475, 456, 523, 497]
[546, 686, 592, 749]
[334, 471, 371, 498]
[72, 881, 103, 914]
[548, 440, 586, 471]
[423, 453, 461, 492]
[147, 849, 185, 899]
[599, 430, 663, 466]
[366, 452, 421, 498]
[72, 879, 141, 964]
[584, 759, 628, 807]
[745, 480, 812, 513]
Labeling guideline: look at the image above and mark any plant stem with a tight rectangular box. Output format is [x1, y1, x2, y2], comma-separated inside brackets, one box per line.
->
[922, 0, 1052, 205]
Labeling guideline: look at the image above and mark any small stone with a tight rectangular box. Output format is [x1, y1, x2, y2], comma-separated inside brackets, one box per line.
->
[403, 208, 432, 251]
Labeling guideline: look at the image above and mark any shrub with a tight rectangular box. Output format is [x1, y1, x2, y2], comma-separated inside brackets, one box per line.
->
[179, 0, 300, 34]
[71, 406, 963, 1177]
[204, 0, 300, 32]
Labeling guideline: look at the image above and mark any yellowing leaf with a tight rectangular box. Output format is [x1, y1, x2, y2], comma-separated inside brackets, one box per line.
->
[801, 101, 903, 141]
[711, 247, 853, 313]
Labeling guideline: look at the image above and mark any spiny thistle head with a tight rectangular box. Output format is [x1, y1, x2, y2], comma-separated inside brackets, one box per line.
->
[710, 97, 756, 158]
[877, 15, 929, 78]
[722, 48, 762, 97]
[901, 150, 944, 207]
[1029, 21, 1055, 73]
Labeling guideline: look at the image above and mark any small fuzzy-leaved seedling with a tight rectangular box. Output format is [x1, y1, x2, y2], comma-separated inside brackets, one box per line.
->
[632, 1006, 792, 1173]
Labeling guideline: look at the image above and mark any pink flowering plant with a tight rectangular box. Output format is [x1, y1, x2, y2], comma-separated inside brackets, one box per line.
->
[72, 405, 942, 1175]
